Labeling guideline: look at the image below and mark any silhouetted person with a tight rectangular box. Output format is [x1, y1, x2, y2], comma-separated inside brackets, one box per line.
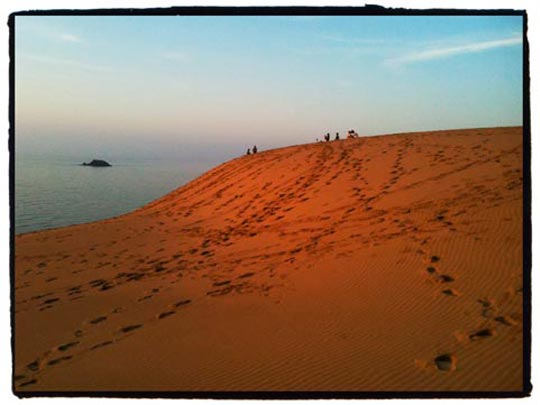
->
[335, 132, 340, 140]
[325, 133, 330, 142]
[247, 148, 251, 155]
[348, 129, 359, 139]
[253, 145, 258, 154]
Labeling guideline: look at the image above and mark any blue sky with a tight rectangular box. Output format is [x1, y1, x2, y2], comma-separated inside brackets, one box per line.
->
[15, 15, 523, 158]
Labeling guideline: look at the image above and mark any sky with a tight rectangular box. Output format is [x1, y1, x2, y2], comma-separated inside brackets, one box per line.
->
[15, 14, 523, 159]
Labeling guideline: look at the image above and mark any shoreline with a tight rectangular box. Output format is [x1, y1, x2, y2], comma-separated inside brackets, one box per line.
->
[14, 125, 522, 237]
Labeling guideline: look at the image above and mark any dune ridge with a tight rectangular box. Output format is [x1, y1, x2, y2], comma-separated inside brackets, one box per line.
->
[14, 126, 524, 392]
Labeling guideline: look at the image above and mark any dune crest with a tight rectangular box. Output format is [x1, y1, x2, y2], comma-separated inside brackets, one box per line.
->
[14, 127, 524, 392]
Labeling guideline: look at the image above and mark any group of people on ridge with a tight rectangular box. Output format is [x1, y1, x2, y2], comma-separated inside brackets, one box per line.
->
[246, 128, 360, 156]
[323, 132, 338, 142]
[319, 129, 359, 142]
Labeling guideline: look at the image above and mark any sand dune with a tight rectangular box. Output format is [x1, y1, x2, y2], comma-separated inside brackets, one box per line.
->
[14, 127, 524, 393]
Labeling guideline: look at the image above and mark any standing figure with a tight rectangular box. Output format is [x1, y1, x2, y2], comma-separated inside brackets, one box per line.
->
[325, 133, 330, 142]
[253, 145, 258, 154]
[247, 148, 251, 155]
[335, 132, 340, 140]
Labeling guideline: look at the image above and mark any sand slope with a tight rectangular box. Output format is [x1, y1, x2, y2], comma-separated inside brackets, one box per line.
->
[14, 127, 524, 392]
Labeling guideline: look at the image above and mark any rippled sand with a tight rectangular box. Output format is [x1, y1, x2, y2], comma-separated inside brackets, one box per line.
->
[14, 126, 525, 393]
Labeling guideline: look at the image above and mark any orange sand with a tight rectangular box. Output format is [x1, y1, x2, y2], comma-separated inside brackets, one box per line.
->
[14, 127, 524, 393]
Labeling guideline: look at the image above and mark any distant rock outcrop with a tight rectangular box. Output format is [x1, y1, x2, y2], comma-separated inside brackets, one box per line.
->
[81, 159, 112, 167]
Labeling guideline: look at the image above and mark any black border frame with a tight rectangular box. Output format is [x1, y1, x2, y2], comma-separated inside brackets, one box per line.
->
[8, 5, 532, 399]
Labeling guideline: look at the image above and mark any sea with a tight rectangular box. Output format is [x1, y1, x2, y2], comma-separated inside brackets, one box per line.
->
[14, 155, 224, 235]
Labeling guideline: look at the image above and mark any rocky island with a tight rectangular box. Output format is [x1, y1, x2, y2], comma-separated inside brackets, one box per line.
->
[81, 159, 112, 167]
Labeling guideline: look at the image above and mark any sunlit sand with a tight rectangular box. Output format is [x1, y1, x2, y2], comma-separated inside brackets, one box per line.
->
[14, 126, 523, 392]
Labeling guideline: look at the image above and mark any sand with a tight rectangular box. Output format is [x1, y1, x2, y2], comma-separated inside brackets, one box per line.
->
[13, 126, 525, 393]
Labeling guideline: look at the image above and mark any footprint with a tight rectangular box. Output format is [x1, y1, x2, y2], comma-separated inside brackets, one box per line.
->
[120, 324, 142, 333]
[477, 299, 496, 317]
[430, 256, 440, 263]
[90, 341, 114, 351]
[438, 275, 454, 283]
[89, 279, 107, 287]
[18, 379, 38, 388]
[426, 266, 436, 274]
[47, 355, 72, 366]
[174, 299, 191, 307]
[207, 286, 233, 296]
[42, 298, 60, 305]
[238, 272, 255, 279]
[57, 341, 79, 352]
[494, 315, 518, 326]
[26, 360, 39, 372]
[442, 289, 459, 297]
[67, 286, 82, 296]
[157, 311, 175, 319]
[469, 328, 495, 340]
[478, 298, 494, 308]
[126, 273, 144, 282]
[90, 316, 107, 325]
[100, 283, 115, 291]
[213, 280, 231, 287]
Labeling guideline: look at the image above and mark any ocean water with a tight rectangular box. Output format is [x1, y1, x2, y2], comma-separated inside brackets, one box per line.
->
[14, 155, 215, 235]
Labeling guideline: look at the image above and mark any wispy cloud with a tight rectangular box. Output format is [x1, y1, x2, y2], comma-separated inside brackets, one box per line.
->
[20, 54, 114, 73]
[18, 20, 84, 44]
[295, 34, 400, 59]
[59, 33, 82, 43]
[384, 35, 522, 67]
[320, 33, 402, 46]
[162, 51, 191, 63]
